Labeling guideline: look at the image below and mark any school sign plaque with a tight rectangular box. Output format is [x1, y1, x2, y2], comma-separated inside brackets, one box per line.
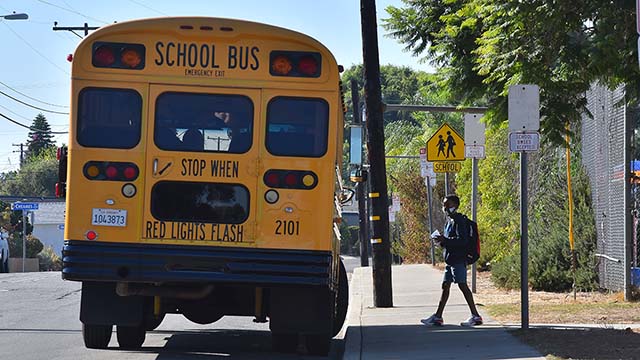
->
[427, 123, 464, 173]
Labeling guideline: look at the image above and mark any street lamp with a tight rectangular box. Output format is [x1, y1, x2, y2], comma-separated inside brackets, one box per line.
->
[0, 12, 28, 20]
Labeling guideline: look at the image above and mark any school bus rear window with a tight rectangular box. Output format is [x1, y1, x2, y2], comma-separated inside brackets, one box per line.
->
[155, 92, 254, 153]
[151, 181, 249, 224]
[77, 88, 142, 149]
[266, 97, 328, 157]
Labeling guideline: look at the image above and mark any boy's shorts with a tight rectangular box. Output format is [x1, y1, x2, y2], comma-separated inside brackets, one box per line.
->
[443, 263, 467, 284]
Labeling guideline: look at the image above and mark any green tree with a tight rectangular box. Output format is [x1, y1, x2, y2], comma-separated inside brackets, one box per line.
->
[27, 113, 55, 159]
[383, 0, 640, 144]
[0, 147, 58, 197]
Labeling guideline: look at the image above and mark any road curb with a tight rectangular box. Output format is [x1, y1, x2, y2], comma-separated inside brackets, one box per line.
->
[342, 267, 364, 360]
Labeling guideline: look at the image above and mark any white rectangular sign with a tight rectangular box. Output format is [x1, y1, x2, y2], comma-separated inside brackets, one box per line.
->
[464, 113, 485, 146]
[509, 132, 540, 152]
[465, 145, 486, 159]
[508, 85, 540, 132]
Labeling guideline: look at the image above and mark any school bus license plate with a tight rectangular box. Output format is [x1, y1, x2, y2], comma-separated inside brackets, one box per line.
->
[92, 208, 127, 227]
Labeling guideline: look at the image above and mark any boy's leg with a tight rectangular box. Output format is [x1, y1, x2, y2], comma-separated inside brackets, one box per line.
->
[435, 282, 451, 317]
[458, 282, 480, 317]
[436, 265, 455, 317]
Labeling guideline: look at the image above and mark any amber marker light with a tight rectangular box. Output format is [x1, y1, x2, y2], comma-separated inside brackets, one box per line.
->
[302, 174, 315, 187]
[86, 165, 100, 178]
[271, 55, 292, 75]
[121, 48, 142, 68]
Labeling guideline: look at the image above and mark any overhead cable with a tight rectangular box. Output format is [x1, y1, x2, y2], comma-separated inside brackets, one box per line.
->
[0, 112, 69, 134]
[0, 81, 69, 108]
[0, 90, 69, 115]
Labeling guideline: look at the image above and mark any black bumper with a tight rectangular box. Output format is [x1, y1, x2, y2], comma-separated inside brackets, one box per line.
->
[62, 240, 334, 287]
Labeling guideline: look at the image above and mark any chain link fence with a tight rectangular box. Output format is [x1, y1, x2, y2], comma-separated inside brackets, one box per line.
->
[581, 83, 627, 291]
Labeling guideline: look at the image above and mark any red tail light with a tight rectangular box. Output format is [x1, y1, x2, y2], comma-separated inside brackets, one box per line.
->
[284, 173, 298, 186]
[265, 172, 280, 187]
[123, 166, 138, 180]
[86, 230, 98, 241]
[105, 166, 118, 179]
[93, 45, 115, 67]
[55, 182, 66, 198]
[298, 56, 319, 76]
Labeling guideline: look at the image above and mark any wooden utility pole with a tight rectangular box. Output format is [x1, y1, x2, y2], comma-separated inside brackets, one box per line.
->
[360, 0, 392, 307]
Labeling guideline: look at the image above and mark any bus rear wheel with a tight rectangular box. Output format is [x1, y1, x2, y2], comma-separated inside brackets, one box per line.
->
[82, 323, 112, 349]
[304, 333, 331, 356]
[332, 259, 349, 337]
[116, 325, 146, 349]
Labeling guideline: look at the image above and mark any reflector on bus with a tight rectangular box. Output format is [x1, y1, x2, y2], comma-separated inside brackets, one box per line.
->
[269, 51, 321, 77]
[92, 42, 145, 70]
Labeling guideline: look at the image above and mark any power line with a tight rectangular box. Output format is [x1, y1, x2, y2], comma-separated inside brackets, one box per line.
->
[0, 81, 69, 108]
[35, 0, 109, 25]
[0, 103, 33, 122]
[127, 0, 168, 16]
[0, 90, 69, 115]
[1, 22, 70, 75]
[0, 112, 69, 134]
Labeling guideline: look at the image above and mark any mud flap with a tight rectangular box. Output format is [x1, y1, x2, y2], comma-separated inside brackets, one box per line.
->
[80, 282, 144, 326]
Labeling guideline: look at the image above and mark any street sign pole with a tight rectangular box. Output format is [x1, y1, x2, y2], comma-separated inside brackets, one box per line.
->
[426, 176, 436, 265]
[520, 152, 529, 329]
[471, 158, 479, 293]
[22, 210, 26, 273]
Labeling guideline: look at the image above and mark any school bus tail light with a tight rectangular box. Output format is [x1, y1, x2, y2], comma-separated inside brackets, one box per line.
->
[86, 230, 98, 241]
[270, 51, 321, 78]
[263, 169, 318, 189]
[92, 42, 145, 70]
[83, 161, 140, 181]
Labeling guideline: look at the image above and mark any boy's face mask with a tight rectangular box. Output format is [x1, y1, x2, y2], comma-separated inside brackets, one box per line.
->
[442, 206, 456, 215]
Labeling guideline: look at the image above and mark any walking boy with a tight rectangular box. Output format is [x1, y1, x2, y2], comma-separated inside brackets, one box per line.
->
[421, 194, 483, 326]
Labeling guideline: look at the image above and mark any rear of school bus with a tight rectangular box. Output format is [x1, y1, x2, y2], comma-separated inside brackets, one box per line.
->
[60, 17, 347, 355]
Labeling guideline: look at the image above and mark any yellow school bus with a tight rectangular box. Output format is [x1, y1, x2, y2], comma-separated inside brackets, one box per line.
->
[58, 17, 348, 355]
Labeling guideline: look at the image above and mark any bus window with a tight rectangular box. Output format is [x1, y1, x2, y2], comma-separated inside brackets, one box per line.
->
[77, 88, 142, 149]
[266, 97, 328, 157]
[151, 181, 250, 224]
[154, 92, 253, 153]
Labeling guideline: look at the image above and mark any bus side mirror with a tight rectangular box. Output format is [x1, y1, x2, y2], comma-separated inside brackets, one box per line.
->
[349, 125, 362, 166]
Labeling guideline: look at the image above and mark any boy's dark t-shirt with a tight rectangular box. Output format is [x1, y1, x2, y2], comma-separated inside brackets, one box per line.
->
[442, 212, 470, 265]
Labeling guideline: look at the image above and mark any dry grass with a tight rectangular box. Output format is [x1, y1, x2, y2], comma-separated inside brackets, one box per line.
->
[475, 271, 640, 359]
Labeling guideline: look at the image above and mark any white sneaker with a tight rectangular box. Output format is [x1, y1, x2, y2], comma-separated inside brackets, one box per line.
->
[420, 314, 443, 326]
[460, 315, 483, 326]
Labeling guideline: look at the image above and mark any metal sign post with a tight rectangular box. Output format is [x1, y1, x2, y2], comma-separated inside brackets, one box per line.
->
[420, 147, 437, 264]
[464, 113, 485, 293]
[11, 202, 39, 272]
[508, 85, 540, 330]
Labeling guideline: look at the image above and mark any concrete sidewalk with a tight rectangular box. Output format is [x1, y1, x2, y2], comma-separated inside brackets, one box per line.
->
[343, 264, 545, 360]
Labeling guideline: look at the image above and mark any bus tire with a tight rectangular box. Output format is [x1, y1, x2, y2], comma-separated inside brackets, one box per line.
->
[332, 259, 349, 337]
[82, 323, 112, 349]
[272, 332, 298, 353]
[116, 325, 146, 349]
[304, 333, 331, 356]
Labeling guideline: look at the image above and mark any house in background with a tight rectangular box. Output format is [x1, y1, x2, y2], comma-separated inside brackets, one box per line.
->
[31, 200, 65, 255]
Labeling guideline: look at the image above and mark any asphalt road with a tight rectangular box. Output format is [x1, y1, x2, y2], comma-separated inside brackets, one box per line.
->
[0, 256, 361, 360]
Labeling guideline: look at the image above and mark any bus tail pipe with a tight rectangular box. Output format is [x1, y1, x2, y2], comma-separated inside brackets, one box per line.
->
[116, 282, 215, 300]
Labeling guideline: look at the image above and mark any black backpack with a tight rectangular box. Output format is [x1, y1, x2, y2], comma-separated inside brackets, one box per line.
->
[462, 215, 481, 265]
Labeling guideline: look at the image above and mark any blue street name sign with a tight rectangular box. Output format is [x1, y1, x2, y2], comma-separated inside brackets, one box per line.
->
[11, 202, 39, 211]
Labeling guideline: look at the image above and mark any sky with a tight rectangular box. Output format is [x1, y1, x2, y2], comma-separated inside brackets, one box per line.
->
[0, 0, 432, 173]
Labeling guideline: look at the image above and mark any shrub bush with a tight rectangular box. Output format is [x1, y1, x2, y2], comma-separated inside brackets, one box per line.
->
[9, 233, 43, 258]
[38, 245, 62, 271]
[490, 245, 521, 290]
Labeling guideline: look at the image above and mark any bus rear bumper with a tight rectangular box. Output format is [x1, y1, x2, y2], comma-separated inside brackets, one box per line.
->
[62, 240, 334, 288]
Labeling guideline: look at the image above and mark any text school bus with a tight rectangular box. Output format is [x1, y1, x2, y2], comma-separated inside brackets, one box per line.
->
[58, 17, 349, 356]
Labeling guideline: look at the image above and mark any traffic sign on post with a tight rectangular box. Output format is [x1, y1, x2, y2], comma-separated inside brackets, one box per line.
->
[11, 202, 39, 211]
[509, 132, 540, 152]
[426, 123, 464, 162]
[508, 85, 540, 132]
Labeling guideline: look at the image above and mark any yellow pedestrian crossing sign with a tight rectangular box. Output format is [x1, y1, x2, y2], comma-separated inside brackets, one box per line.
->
[427, 123, 465, 161]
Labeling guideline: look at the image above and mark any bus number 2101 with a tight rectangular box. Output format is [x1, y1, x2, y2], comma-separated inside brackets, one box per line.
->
[275, 220, 300, 236]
